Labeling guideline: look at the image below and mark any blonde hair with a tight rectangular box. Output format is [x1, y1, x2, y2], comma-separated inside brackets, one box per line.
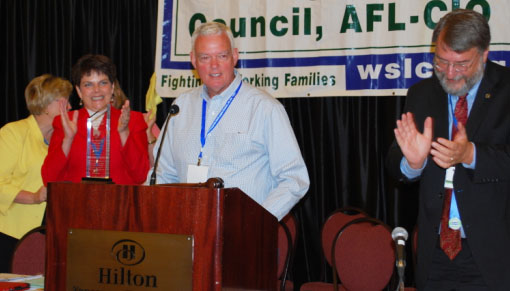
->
[25, 74, 72, 115]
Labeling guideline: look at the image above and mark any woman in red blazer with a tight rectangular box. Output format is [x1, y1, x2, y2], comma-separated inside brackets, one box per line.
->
[42, 54, 149, 185]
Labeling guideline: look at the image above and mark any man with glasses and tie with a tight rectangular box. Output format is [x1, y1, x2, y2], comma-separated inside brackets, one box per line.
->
[387, 9, 510, 290]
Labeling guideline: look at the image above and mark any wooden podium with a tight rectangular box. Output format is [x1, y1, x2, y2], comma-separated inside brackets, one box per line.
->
[45, 181, 278, 290]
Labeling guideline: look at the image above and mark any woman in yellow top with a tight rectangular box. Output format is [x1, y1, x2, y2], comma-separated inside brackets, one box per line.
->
[0, 74, 72, 272]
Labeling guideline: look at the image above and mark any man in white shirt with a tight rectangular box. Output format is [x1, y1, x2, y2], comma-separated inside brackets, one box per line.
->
[149, 22, 309, 221]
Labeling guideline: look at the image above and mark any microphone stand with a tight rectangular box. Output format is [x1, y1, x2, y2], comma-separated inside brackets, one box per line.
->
[149, 105, 179, 185]
[396, 262, 405, 291]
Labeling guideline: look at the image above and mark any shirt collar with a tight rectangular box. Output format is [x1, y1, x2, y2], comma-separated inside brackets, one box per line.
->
[449, 77, 482, 112]
[85, 107, 109, 130]
[85, 107, 108, 117]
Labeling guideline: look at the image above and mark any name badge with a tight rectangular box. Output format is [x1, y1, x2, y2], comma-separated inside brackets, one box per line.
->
[444, 167, 455, 189]
[187, 164, 209, 183]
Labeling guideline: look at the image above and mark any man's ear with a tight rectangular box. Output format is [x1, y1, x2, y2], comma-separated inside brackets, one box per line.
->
[232, 48, 239, 66]
[482, 49, 489, 63]
[190, 51, 196, 69]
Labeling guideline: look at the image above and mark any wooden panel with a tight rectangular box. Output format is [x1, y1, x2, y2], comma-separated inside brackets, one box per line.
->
[223, 188, 278, 290]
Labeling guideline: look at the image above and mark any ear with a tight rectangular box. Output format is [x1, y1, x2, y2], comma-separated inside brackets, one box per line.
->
[190, 51, 197, 69]
[482, 49, 489, 63]
[232, 48, 239, 66]
[110, 81, 115, 96]
[75, 85, 83, 99]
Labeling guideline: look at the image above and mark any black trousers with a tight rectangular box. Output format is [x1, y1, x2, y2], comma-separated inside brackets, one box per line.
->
[0, 232, 18, 273]
[424, 238, 488, 291]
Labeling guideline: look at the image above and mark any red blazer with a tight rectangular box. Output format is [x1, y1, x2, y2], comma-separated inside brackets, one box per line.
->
[42, 107, 150, 185]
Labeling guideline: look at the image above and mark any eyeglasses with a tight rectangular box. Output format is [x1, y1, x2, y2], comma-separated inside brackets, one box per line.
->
[197, 52, 232, 64]
[433, 56, 477, 73]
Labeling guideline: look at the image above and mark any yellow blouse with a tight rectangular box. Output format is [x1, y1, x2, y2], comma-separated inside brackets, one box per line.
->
[0, 115, 47, 239]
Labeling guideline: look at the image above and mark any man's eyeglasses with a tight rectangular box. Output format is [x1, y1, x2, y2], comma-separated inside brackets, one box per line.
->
[197, 53, 232, 64]
[433, 56, 477, 73]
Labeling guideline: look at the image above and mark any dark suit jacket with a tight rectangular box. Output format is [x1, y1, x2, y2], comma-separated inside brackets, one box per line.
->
[387, 61, 510, 290]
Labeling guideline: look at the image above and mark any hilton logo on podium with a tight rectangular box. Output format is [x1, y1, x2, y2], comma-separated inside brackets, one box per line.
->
[112, 239, 146, 266]
[99, 239, 157, 287]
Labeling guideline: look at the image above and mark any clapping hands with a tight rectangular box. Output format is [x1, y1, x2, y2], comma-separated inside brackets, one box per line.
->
[118, 100, 131, 145]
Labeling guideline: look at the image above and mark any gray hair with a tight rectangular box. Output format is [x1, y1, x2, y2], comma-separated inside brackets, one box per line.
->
[191, 22, 235, 54]
[432, 9, 490, 54]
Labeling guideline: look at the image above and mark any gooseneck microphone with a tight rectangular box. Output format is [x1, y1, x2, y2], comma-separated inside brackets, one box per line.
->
[149, 104, 179, 185]
[391, 226, 408, 291]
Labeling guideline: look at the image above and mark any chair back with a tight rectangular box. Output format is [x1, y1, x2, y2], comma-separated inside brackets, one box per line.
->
[278, 213, 297, 290]
[321, 207, 366, 266]
[333, 218, 395, 290]
[10, 226, 46, 275]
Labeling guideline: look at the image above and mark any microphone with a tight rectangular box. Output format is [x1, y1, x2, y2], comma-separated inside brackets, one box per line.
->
[392, 226, 408, 268]
[168, 104, 179, 115]
[149, 104, 179, 185]
[391, 227, 408, 291]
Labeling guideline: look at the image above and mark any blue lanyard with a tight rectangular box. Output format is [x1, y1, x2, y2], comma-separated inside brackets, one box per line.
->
[450, 190, 461, 221]
[198, 82, 242, 165]
[91, 138, 105, 159]
[448, 94, 459, 131]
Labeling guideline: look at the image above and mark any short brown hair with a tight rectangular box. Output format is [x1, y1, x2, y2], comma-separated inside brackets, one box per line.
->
[432, 9, 490, 54]
[71, 54, 117, 86]
[25, 74, 72, 115]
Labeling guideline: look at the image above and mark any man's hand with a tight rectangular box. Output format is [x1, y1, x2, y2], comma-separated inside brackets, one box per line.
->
[431, 122, 474, 168]
[394, 112, 433, 169]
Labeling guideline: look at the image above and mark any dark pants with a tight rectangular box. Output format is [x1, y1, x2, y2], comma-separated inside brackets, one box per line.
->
[424, 238, 488, 291]
[0, 232, 18, 273]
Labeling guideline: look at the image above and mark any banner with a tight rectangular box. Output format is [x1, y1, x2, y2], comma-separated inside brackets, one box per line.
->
[155, 0, 510, 97]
